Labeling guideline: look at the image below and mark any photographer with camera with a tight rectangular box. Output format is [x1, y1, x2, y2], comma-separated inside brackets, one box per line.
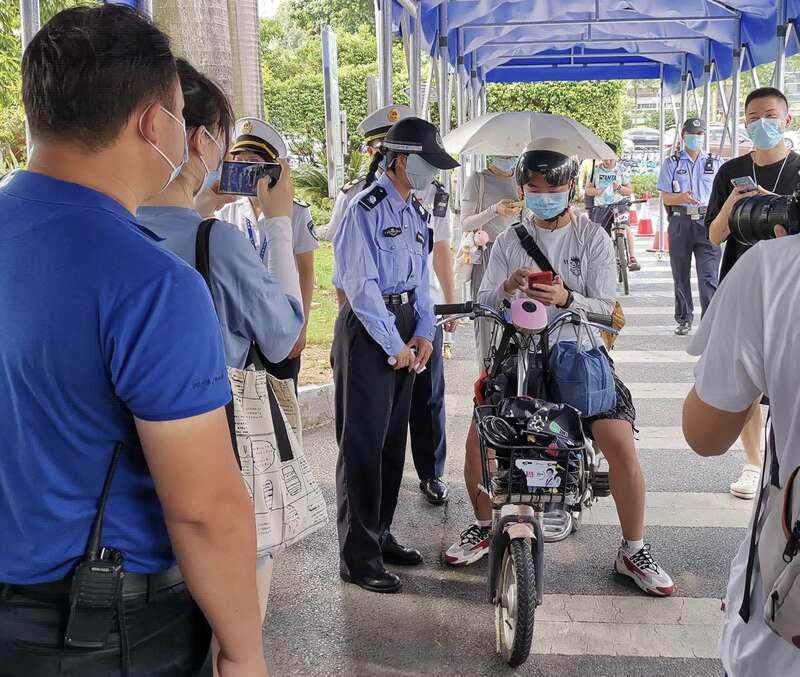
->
[705, 87, 800, 501]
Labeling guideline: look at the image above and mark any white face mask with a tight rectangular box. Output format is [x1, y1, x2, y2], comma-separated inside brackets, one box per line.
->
[139, 104, 188, 191]
[404, 154, 438, 191]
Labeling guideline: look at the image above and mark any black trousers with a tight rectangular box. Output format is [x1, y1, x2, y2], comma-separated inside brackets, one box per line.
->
[409, 325, 447, 481]
[0, 580, 210, 676]
[263, 355, 301, 392]
[667, 214, 721, 324]
[331, 302, 417, 579]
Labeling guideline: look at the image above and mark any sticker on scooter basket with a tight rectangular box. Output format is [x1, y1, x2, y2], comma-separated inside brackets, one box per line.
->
[514, 459, 563, 489]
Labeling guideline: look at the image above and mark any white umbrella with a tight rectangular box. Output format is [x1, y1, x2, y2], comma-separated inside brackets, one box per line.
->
[442, 111, 617, 160]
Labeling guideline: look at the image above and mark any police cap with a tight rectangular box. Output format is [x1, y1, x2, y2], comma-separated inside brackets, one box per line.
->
[682, 117, 706, 134]
[357, 105, 414, 145]
[381, 117, 460, 170]
[231, 117, 287, 161]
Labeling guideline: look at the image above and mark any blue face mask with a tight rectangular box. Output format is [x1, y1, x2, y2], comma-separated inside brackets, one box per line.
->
[199, 128, 225, 194]
[747, 118, 785, 150]
[492, 157, 517, 173]
[684, 134, 704, 151]
[525, 191, 570, 220]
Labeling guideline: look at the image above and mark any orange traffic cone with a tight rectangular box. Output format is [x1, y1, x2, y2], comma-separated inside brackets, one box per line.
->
[629, 202, 639, 226]
[647, 228, 670, 253]
[637, 194, 654, 237]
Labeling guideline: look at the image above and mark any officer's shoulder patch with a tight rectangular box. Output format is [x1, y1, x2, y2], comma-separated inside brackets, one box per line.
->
[410, 194, 430, 222]
[342, 175, 366, 193]
[358, 185, 387, 210]
[293, 198, 310, 208]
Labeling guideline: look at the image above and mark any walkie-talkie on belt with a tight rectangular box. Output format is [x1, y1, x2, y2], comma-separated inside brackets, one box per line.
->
[64, 443, 125, 648]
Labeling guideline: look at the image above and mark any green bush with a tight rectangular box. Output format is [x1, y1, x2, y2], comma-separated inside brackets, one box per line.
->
[631, 174, 658, 198]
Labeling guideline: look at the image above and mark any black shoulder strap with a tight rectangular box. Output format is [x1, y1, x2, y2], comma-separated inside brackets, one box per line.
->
[739, 407, 778, 622]
[513, 224, 573, 292]
[590, 159, 596, 184]
[193, 218, 241, 467]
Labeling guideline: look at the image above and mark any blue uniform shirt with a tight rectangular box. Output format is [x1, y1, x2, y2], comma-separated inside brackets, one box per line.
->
[0, 172, 231, 584]
[333, 173, 435, 356]
[137, 206, 304, 368]
[657, 150, 721, 207]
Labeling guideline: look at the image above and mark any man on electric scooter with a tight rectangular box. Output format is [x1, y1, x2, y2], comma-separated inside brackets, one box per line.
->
[444, 144, 675, 598]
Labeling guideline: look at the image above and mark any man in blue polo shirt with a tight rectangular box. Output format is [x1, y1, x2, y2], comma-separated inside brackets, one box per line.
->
[0, 6, 266, 676]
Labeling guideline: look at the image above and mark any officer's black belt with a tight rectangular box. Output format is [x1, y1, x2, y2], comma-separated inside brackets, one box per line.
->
[672, 205, 707, 217]
[0, 564, 184, 601]
[383, 290, 416, 306]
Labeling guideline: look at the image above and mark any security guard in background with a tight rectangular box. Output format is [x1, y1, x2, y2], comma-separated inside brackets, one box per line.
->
[328, 105, 455, 507]
[332, 117, 459, 594]
[217, 117, 319, 386]
[657, 118, 722, 336]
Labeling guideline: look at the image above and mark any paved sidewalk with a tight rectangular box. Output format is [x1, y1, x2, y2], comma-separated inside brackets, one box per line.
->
[265, 250, 746, 676]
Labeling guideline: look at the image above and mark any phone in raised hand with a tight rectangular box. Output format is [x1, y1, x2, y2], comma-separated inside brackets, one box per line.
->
[218, 161, 282, 196]
[528, 271, 554, 287]
[730, 176, 758, 191]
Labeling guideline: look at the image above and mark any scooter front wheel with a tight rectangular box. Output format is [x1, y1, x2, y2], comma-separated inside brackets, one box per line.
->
[495, 538, 536, 667]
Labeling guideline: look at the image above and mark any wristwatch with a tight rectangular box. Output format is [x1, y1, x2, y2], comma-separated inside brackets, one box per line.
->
[557, 290, 574, 309]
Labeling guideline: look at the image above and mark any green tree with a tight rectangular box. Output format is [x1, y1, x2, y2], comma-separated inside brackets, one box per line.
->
[486, 80, 627, 148]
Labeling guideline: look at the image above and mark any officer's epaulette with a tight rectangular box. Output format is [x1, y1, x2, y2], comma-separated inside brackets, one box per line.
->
[342, 175, 366, 194]
[358, 185, 387, 210]
[293, 197, 310, 208]
[410, 194, 430, 222]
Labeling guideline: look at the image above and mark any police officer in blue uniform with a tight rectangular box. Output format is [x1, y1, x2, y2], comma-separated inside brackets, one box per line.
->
[657, 118, 722, 335]
[332, 117, 459, 594]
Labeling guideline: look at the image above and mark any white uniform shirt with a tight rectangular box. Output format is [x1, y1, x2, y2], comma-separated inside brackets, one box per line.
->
[326, 176, 452, 301]
[688, 237, 800, 677]
[217, 197, 319, 257]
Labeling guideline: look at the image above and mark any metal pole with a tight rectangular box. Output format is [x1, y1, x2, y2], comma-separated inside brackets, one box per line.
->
[680, 57, 689, 126]
[775, 0, 788, 90]
[421, 58, 435, 121]
[438, 0, 450, 187]
[731, 48, 742, 157]
[456, 31, 466, 126]
[409, 3, 421, 113]
[375, 0, 393, 106]
[703, 62, 712, 152]
[20, 0, 40, 157]
[658, 66, 665, 257]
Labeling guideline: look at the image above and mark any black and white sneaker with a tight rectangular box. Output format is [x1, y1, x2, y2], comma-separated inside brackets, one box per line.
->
[444, 523, 492, 566]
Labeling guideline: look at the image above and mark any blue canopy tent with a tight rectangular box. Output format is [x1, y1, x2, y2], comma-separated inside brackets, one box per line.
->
[374, 0, 800, 247]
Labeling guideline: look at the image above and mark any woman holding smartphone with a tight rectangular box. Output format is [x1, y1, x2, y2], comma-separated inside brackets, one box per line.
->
[137, 58, 304, 675]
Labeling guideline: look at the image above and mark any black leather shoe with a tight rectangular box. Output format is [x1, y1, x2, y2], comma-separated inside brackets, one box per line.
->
[381, 533, 423, 566]
[340, 571, 402, 594]
[420, 478, 449, 505]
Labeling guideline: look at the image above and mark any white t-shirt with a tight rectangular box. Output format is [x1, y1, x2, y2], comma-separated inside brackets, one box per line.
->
[688, 236, 800, 677]
[592, 162, 631, 206]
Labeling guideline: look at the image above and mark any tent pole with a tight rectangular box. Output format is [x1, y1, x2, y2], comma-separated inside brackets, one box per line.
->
[670, 95, 680, 150]
[375, 0, 393, 106]
[775, 0, 788, 90]
[679, 56, 688, 129]
[409, 2, 421, 114]
[456, 30, 466, 126]
[438, 0, 450, 188]
[717, 74, 731, 156]
[703, 62, 713, 152]
[731, 48, 742, 158]
[421, 58, 435, 121]
[659, 65, 665, 257]
[20, 0, 40, 157]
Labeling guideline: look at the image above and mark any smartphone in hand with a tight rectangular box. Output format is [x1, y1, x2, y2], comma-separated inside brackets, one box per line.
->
[218, 161, 282, 196]
[730, 176, 758, 191]
[528, 271, 554, 287]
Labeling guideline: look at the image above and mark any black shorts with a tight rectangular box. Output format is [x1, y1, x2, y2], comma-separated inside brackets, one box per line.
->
[582, 369, 637, 439]
[589, 206, 614, 235]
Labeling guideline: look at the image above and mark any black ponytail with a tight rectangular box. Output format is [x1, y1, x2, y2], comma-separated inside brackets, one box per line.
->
[364, 149, 384, 189]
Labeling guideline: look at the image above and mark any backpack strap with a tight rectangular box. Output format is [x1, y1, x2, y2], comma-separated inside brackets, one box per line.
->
[739, 407, 778, 622]
[513, 224, 573, 293]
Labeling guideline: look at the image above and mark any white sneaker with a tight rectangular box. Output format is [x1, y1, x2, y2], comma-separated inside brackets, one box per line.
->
[614, 542, 675, 597]
[444, 523, 491, 566]
[730, 464, 761, 499]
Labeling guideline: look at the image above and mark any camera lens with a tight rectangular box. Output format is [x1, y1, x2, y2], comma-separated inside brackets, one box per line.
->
[729, 194, 798, 246]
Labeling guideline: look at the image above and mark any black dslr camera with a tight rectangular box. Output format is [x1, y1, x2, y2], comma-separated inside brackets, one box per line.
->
[729, 188, 800, 246]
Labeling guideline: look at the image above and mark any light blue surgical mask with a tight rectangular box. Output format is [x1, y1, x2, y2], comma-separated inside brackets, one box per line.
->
[525, 191, 570, 220]
[139, 104, 189, 190]
[404, 154, 438, 191]
[684, 134, 704, 151]
[199, 128, 225, 194]
[747, 117, 785, 150]
[492, 157, 517, 173]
